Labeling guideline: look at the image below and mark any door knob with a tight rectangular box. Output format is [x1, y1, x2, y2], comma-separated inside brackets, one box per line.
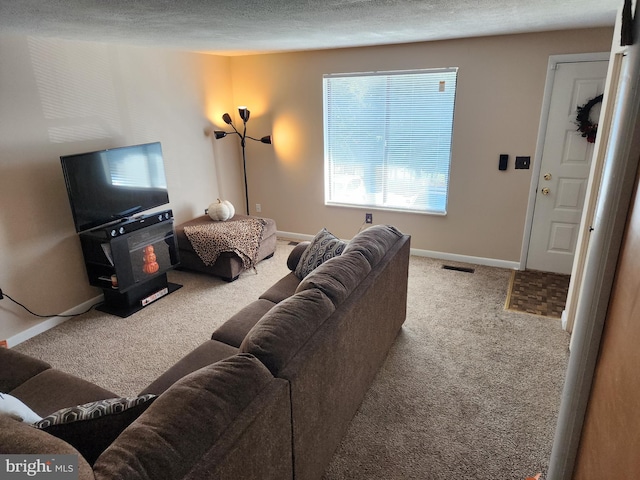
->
[543, 173, 552, 181]
[541, 187, 550, 195]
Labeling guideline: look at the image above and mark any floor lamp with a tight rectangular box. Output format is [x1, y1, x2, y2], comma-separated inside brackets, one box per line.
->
[214, 107, 272, 216]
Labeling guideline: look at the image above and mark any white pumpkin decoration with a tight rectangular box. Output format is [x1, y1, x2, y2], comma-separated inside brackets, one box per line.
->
[207, 199, 235, 221]
[223, 199, 235, 219]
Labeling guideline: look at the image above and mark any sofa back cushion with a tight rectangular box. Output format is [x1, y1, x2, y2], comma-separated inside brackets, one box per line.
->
[9, 369, 118, 417]
[0, 348, 51, 393]
[295, 251, 371, 307]
[93, 354, 274, 480]
[240, 289, 336, 376]
[343, 224, 404, 267]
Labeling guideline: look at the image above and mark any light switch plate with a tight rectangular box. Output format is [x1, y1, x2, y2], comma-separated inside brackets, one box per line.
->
[515, 156, 531, 169]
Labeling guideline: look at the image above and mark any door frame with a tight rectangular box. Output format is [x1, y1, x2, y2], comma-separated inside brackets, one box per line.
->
[520, 52, 611, 281]
[548, 19, 640, 478]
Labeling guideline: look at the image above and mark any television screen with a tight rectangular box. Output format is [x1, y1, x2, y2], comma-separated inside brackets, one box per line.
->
[61, 142, 170, 232]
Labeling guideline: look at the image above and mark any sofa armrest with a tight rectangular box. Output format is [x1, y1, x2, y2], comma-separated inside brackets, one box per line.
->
[287, 241, 310, 271]
[0, 415, 96, 480]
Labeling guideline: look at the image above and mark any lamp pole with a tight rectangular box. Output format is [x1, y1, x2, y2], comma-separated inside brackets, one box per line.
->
[214, 107, 271, 216]
[240, 125, 250, 216]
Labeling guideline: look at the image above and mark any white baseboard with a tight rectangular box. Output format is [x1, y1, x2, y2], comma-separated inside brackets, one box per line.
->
[277, 230, 316, 242]
[7, 240, 517, 348]
[6, 294, 103, 348]
[409, 248, 520, 270]
[277, 230, 520, 270]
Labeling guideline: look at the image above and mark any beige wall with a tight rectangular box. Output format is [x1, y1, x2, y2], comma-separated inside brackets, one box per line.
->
[229, 28, 613, 260]
[0, 27, 613, 344]
[0, 35, 240, 343]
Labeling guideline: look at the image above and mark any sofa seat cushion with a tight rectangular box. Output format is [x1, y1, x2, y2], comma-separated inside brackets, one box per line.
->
[259, 272, 301, 304]
[140, 340, 238, 395]
[212, 299, 276, 348]
[93, 354, 276, 480]
[34, 394, 157, 465]
[295, 251, 371, 307]
[0, 415, 96, 480]
[343, 224, 404, 267]
[294, 228, 346, 279]
[240, 288, 336, 376]
[10, 370, 118, 417]
[0, 348, 51, 393]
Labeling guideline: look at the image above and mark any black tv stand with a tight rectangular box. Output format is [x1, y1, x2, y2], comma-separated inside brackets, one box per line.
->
[97, 275, 182, 318]
[79, 209, 181, 318]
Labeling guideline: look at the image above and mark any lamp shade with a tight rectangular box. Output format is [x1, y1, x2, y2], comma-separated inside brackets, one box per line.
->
[222, 113, 232, 125]
[214, 131, 227, 139]
[260, 135, 272, 144]
[238, 107, 250, 123]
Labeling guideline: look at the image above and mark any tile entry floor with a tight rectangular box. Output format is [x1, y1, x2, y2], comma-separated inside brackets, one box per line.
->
[505, 269, 571, 318]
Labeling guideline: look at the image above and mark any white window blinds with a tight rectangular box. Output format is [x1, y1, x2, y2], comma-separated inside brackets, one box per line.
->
[323, 68, 457, 214]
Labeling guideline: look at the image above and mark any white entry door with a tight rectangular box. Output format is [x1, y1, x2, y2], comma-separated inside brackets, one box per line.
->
[526, 61, 609, 274]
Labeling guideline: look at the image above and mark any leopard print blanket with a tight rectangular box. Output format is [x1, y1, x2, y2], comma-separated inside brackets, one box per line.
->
[183, 218, 266, 270]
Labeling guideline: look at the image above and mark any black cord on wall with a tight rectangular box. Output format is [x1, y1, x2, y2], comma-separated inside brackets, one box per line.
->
[0, 289, 101, 318]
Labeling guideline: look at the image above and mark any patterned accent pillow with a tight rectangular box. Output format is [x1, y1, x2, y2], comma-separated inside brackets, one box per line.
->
[294, 228, 346, 279]
[34, 394, 156, 465]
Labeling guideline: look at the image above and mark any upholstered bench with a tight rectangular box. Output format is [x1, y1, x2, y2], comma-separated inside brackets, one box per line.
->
[175, 214, 277, 282]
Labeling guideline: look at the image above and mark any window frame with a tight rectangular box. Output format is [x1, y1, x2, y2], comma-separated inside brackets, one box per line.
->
[323, 67, 458, 216]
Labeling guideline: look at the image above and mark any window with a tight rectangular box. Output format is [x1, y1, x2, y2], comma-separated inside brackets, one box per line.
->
[323, 68, 457, 215]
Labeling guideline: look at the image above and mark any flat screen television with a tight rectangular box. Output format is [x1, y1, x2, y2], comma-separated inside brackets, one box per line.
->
[61, 142, 170, 232]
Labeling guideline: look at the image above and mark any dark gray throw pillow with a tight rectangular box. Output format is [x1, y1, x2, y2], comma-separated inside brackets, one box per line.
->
[34, 394, 156, 465]
[294, 228, 346, 279]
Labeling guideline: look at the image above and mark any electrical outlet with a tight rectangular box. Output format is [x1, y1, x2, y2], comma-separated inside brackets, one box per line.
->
[255, 203, 262, 213]
[365, 213, 373, 224]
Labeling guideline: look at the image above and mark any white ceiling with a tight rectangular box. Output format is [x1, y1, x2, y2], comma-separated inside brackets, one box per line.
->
[0, 0, 621, 55]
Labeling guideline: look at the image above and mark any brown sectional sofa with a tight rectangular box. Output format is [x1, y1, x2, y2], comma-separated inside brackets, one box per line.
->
[1, 225, 411, 480]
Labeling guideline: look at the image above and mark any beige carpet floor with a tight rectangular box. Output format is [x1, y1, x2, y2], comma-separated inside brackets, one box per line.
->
[14, 240, 570, 480]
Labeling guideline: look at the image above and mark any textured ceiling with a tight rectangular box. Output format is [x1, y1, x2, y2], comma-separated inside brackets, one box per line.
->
[0, 0, 621, 55]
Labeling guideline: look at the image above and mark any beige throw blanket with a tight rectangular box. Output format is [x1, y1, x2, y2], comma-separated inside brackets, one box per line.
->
[183, 218, 266, 270]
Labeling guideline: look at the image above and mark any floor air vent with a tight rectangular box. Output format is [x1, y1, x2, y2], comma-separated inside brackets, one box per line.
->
[442, 265, 475, 273]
